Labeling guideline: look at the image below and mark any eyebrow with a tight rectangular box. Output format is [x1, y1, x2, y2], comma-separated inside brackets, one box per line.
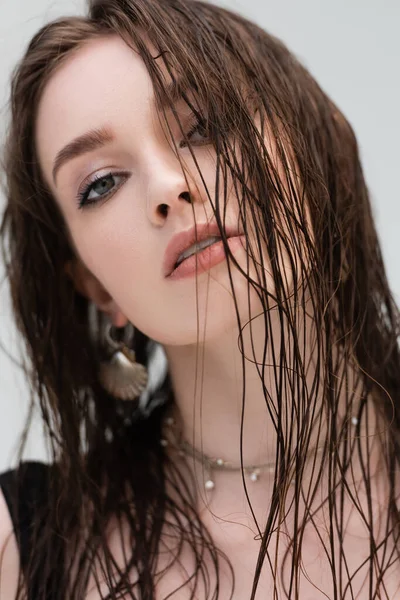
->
[154, 74, 191, 111]
[52, 126, 115, 186]
[51, 76, 191, 186]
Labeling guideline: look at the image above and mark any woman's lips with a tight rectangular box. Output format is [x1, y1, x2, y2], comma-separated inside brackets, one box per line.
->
[163, 222, 243, 277]
[167, 235, 246, 280]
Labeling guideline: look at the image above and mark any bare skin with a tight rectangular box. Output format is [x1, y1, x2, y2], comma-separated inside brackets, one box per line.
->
[34, 33, 286, 531]
[1, 33, 399, 599]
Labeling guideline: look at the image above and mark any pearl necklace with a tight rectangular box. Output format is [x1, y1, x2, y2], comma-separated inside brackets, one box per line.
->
[178, 437, 278, 490]
[160, 410, 359, 493]
[160, 415, 321, 492]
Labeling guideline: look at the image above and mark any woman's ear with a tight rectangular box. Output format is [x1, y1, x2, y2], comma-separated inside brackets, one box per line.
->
[64, 257, 128, 328]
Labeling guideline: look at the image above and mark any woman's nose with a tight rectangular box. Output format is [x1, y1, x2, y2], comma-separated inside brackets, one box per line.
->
[145, 153, 206, 222]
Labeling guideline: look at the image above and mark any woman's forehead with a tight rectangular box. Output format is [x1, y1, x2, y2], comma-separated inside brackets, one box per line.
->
[34, 35, 175, 192]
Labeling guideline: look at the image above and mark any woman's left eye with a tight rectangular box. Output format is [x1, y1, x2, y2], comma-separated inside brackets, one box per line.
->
[180, 115, 211, 148]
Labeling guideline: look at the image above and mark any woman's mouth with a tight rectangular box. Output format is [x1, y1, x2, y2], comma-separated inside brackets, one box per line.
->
[167, 235, 246, 280]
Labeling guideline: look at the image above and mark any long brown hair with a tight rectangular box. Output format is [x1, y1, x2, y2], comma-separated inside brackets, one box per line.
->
[1, 0, 400, 597]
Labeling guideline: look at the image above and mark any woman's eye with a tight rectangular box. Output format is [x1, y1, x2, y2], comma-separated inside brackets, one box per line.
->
[180, 116, 211, 148]
[76, 172, 129, 210]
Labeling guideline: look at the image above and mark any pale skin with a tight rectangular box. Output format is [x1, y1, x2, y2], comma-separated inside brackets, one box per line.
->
[35, 34, 283, 529]
[1, 33, 399, 599]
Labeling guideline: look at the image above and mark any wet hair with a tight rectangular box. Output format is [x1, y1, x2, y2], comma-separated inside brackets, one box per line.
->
[1, 0, 400, 597]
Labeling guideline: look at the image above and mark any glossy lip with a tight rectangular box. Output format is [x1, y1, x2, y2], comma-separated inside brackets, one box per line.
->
[168, 234, 246, 280]
[163, 222, 243, 278]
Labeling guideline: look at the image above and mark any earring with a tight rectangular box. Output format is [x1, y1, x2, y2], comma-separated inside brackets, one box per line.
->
[98, 321, 149, 401]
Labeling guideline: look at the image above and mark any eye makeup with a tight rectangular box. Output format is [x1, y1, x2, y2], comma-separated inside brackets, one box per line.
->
[75, 113, 212, 210]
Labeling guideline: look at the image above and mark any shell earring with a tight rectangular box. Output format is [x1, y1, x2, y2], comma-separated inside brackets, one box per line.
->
[98, 321, 149, 401]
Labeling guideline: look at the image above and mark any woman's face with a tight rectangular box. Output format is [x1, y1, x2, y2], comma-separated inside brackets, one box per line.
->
[35, 34, 271, 345]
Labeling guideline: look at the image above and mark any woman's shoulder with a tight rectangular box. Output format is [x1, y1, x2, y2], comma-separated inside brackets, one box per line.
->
[0, 483, 21, 599]
[0, 460, 52, 599]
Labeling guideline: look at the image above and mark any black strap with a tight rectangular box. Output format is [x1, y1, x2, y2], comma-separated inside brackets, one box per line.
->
[0, 461, 53, 599]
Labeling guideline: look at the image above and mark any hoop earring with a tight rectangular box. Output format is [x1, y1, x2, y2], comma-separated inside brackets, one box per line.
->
[98, 321, 148, 401]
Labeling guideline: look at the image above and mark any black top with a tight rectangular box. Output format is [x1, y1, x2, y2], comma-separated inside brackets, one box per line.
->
[0, 461, 56, 599]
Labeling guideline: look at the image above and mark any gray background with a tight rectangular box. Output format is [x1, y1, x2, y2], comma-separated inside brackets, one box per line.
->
[0, 0, 398, 472]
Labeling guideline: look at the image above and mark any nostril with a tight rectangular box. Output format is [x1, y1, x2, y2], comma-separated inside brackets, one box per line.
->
[158, 204, 169, 217]
[179, 191, 192, 203]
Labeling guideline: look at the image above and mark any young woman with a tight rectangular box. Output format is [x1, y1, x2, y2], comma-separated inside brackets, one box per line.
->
[0, 0, 399, 598]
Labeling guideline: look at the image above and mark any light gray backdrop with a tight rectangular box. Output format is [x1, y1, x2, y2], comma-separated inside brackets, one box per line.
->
[0, 0, 398, 472]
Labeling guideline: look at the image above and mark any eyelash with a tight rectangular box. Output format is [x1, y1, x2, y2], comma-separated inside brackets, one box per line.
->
[76, 114, 211, 210]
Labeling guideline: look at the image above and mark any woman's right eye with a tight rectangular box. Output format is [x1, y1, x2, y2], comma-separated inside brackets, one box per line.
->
[76, 171, 129, 210]
[75, 116, 211, 211]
